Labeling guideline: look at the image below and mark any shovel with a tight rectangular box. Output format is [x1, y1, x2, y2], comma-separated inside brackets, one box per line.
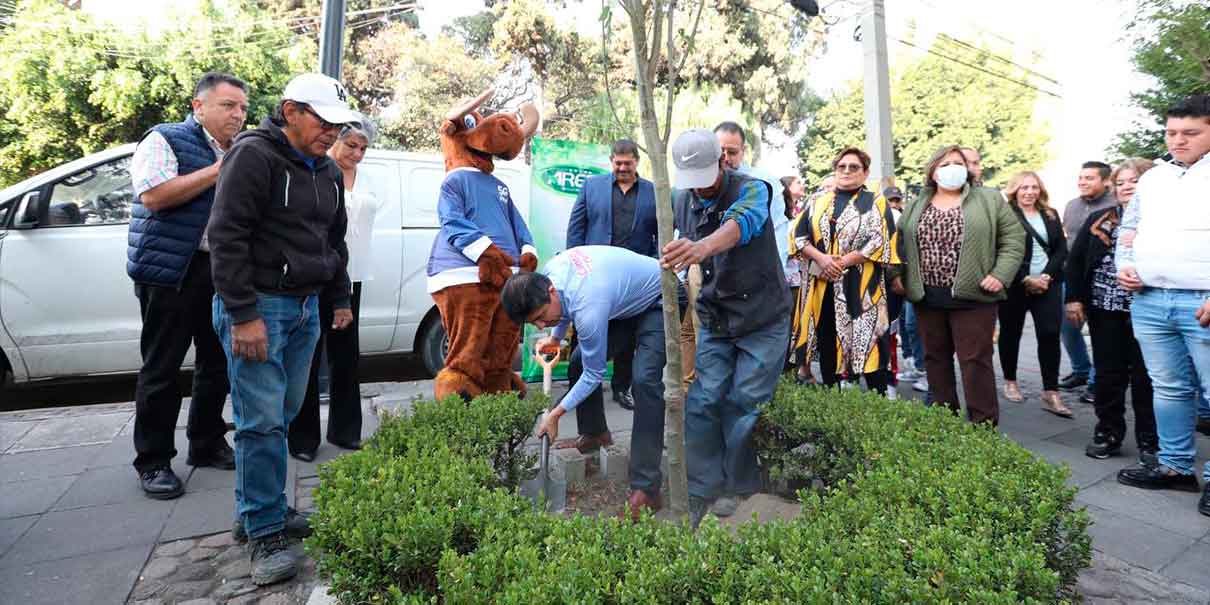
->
[519, 340, 567, 512]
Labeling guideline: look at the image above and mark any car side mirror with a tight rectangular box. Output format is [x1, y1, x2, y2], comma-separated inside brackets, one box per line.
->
[12, 191, 40, 229]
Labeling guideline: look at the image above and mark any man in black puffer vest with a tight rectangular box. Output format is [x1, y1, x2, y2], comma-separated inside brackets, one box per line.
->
[127, 72, 248, 500]
[662, 129, 791, 528]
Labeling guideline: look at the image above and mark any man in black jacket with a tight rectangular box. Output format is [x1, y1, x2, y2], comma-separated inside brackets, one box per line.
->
[209, 73, 358, 587]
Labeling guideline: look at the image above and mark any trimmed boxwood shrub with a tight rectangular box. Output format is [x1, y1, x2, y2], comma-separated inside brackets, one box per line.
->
[308, 383, 1090, 604]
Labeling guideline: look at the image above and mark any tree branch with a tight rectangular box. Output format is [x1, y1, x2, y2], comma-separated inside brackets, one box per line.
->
[600, 0, 640, 149]
[647, 0, 664, 70]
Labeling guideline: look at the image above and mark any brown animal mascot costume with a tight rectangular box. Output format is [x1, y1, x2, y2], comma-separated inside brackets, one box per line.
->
[426, 89, 540, 400]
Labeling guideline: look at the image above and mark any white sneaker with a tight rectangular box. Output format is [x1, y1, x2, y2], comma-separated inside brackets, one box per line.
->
[913, 377, 929, 392]
[886, 386, 899, 400]
[897, 368, 920, 381]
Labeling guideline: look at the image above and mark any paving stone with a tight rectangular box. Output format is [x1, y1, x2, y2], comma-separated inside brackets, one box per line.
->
[220, 556, 252, 580]
[1026, 439, 1119, 489]
[0, 475, 74, 519]
[189, 546, 219, 562]
[199, 531, 236, 548]
[1159, 539, 1210, 592]
[1078, 549, 1209, 604]
[552, 449, 587, 484]
[0, 444, 105, 482]
[297, 496, 315, 511]
[228, 594, 261, 605]
[165, 579, 215, 601]
[9, 412, 131, 452]
[1076, 479, 1210, 540]
[213, 578, 259, 600]
[0, 515, 37, 560]
[142, 556, 180, 580]
[179, 599, 217, 605]
[0, 420, 38, 453]
[297, 476, 320, 489]
[0, 544, 150, 605]
[600, 445, 629, 483]
[156, 538, 195, 557]
[129, 579, 168, 601]
[0, 497, 171, 567]
[1082, 503, 1195, 571]
[175, 561, 214, 581]
[52, 463, 158, 510]
[306, 585, 337, 605]
[129, 599, 165, 605]
[161, 488, 236, 542]
[187, 466, 236, 491]
[84, 433, 139, 469]
[259, 592, 291, 605]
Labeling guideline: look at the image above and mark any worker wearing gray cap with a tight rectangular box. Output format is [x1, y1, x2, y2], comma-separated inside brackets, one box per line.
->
[661, 128, 791, 528]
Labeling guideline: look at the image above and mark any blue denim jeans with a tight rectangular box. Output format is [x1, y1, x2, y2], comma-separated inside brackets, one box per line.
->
[1060, 284, 1095, 383]
[1131, 288, 1210, 479]
[686, 317, 790, 500]
[213, 294, 320, 539]
[627, 307, 668, 497]
[901, 302, 925, 363]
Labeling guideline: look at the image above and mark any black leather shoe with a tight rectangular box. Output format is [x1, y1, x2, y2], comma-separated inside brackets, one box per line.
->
[327, 438, 361, 451]
[139, 467, 184, 500]
[1079, 388, 1095, 404]
[612, 390, 635, 411]
[1199, 484, 1210, 518]
[187, 439, 236, 470]
[1117, 465, 1200, 492]
[289, 448, 317, 462]
[1058, 373, 1088, 390]
[233, 506, 312, 543]
[1085, 433, 1122, 459]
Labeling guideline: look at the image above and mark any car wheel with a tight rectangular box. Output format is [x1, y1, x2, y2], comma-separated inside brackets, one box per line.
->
[419, 317, 448, 378]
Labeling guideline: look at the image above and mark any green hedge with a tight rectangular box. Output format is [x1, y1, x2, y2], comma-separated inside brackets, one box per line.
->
[307, 383, 1090, 604]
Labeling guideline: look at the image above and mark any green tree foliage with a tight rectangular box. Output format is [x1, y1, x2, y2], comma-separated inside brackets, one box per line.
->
[798, 45, 1048, 189]
[1111, 0, 1210, 160]
[0, 0, 315, 188]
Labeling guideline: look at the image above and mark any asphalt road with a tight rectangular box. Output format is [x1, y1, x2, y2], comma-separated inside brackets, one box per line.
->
[0, 353, 431, 412]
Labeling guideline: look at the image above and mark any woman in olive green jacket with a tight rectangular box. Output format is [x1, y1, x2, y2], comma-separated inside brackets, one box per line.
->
[891, 145, 1025, 425]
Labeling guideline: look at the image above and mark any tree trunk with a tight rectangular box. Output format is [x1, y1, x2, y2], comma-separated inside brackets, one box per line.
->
[624, 0, 688, 518]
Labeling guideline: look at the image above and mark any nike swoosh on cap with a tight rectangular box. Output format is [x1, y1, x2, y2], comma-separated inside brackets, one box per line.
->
[681, 152, 699, 162]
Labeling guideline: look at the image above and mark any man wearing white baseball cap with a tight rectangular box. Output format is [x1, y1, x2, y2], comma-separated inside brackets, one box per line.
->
[662, 128, 791, 528]
[208, 72, 357, 586]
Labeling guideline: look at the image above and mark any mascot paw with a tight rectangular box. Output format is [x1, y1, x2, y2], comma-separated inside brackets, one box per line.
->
[510, 373, 529, 399]
[478, 245, 516, 290]
[519, 252, 538, 273]
[435, 369, 483, 402]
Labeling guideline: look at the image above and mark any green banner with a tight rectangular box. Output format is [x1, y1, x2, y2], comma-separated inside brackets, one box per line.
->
[521, 137, 610, 382]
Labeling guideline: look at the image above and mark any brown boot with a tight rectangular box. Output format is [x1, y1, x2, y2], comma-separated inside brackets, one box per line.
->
[572, 432, 613, 454]
[620, 489, 662, 523]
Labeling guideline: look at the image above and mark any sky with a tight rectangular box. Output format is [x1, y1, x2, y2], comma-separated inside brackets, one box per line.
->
[81, 0, 1156, 203]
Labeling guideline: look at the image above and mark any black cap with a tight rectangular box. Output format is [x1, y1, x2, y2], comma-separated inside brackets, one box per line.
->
[883, 186, 904, 200]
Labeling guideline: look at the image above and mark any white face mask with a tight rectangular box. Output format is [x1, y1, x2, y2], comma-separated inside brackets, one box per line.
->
[935, 164, 969, 190]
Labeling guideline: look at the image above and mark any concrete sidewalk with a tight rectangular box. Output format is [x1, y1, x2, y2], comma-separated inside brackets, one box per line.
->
[3, 345, 1210, 603]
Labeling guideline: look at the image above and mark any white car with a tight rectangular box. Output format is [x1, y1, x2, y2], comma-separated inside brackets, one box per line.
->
[0, 144, 530, 389]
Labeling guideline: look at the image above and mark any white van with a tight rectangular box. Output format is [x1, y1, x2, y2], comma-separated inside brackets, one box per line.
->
[0, 144, 530, 389]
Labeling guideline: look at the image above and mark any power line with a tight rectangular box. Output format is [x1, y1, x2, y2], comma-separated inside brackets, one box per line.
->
[934, 33, 1059, 87]
[890, 35, 1062, 99]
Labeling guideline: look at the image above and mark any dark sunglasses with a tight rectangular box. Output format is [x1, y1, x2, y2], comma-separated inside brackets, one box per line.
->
[299, 105, 341, 131]
[834, 162, 865, 174]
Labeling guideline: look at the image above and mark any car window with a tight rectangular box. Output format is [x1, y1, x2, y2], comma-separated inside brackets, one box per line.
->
[0, 198, 11, 227]
[44, 156, 133, 227]
[403, 165, 445, 228]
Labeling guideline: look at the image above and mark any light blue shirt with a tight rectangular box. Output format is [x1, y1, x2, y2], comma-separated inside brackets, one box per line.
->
[736, 163, 787, 261]
[546, 246, 663, 411]
[1025, 211, 1049, 277]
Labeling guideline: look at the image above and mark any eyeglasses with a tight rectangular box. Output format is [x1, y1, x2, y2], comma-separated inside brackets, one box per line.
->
[834, 163, 865, 174]
[300, 105, 341, 131]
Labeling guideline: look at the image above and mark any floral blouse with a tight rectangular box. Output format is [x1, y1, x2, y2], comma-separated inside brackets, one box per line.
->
[918, 203, 964, 288]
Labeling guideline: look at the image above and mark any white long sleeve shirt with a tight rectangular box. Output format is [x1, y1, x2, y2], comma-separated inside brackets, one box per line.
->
[1115, 154, 1210, 290]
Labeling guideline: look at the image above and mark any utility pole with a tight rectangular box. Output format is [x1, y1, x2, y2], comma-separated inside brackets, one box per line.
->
[318, 0, 346, 79]
[860, 0, 894, 188]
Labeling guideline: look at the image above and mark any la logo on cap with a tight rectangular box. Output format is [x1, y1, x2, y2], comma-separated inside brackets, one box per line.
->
[334, 83, 347, 103]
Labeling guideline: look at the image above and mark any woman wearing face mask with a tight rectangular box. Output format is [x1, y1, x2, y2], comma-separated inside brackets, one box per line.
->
[793, 147, 899, 393]
[998, 171, 1070, 417]
[1065, 158, 1157, 461]
[288, 116, 382, 461]
[890, 145, 1025, 424]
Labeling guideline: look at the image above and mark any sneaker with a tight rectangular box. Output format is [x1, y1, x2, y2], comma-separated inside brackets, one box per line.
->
[1197, 418, 1210, 437]
[1199, 484, 1210, 518]
[912, 377, 929, 392]
[232, 507, 312, 544]
[711, 495, 739, 517]
[1078, 388, 1095, 405]
[886, 386, 899, 401]
[1084, 433, 1122, 459]
[249, 531, 299, 586]
[896, 368, 921, 382]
